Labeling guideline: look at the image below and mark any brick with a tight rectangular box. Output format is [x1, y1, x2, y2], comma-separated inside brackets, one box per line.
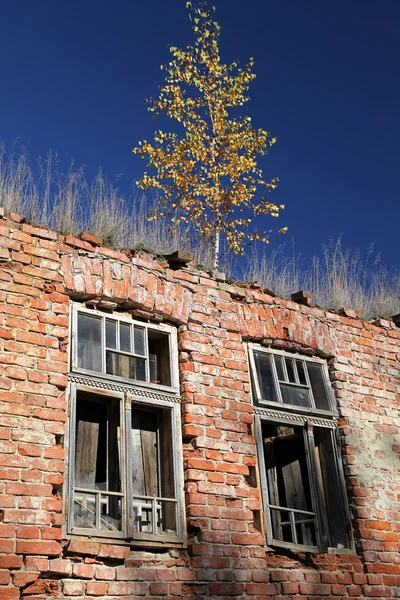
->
[48, 558, 72, 576]
[85, 581, 108, 595]
[13, 572, 39, 587]
[62, 580, 85, 595]
[95, 564, 115, 580]
[72, 563, 95, 579]
[16, 540, 62, 556]
[209, 583, 244, 595]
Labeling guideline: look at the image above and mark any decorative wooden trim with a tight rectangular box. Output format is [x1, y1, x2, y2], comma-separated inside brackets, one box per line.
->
[67, 374, 180, 404]
[253, 406, 335, 428]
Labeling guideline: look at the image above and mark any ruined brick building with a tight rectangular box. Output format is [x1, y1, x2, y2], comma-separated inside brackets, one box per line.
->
[0, 209, 399, 599]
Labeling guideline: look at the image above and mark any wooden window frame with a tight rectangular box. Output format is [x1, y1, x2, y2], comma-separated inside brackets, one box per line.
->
[66, 304, 184, 547]
[71, 304, 179, 393]
[248, 345, 337, 417]
[249, 346, 353, 554]
[66, 382, 185, 546]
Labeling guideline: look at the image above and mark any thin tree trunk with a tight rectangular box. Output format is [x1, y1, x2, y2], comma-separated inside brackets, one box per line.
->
[212, 227, 220, 271]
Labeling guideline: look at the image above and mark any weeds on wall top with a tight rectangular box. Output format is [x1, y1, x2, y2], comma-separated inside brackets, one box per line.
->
[0, 141, 399, 321]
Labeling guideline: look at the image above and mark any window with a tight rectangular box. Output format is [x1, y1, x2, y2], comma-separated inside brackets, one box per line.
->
[249, 346, 352, 553]
[73, 307, 176, 390]
[67, 305, 184, 545]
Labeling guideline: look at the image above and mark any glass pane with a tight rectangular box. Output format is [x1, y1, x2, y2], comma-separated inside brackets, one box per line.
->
[296, 360, 307, 385]
[73, 492, 96, 529]
[106, 319, 116, 349]
[100, 493, 123, 532]
[77, 313, 102, 372]
[307, 363, 331, 411]
[131, 357, 146, 381]
[254, 353, 278, 403]
[134, 327, 146, 356]
[281, 384, 311, 407]
[107, 352, 127, 378]
[274, 356, 285, 381]
[119, 322, 131, 353]
[148, 330, 171, 386]
[285, 358, 296, 383]
[106, 351, 146, 381]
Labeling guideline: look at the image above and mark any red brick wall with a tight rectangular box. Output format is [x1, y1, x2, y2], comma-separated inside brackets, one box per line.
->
[0, 211, 399, 599]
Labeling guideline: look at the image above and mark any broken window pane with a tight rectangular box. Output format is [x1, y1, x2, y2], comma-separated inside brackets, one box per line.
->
[263, 423, 317, 548]
[314, 428, 349, 549]
[74, 394, 122, 532]
[254, 353, 278, 403]
[148, 330, 171, 386]
[131, 407, 177, 536]
[99, 493, 123, 533]
[77, 313, 102, 372]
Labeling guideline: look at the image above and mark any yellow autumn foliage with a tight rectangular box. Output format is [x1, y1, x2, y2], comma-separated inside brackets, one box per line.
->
[133, 1, 285, 265]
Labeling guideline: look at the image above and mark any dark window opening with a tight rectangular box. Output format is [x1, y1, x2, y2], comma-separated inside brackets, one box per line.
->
[73, 393, 123, 533]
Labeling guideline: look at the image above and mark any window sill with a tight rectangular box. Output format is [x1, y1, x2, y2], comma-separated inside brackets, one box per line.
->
[266, 540, 355, 556]
[65, 533, 186, 552]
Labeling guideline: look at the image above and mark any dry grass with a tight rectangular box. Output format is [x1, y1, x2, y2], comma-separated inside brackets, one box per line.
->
[244, 237, 400, 320]
[0, 143, 215, 264]
[0, 142, 398, 320]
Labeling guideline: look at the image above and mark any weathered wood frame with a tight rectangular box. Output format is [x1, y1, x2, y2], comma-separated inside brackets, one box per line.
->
[248, 344, 337, 417]
[249, 345, 353, 554]
[254, 412, 353, 553]
[66, 304, 185, 547]
[66, 379, 185, 546]
[71, 303, 179, 393]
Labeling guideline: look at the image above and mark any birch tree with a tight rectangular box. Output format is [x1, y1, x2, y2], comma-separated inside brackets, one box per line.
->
[133, 2, 286, 269]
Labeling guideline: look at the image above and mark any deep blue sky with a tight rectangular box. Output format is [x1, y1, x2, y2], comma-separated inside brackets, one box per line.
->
[1, 0, 399, 266]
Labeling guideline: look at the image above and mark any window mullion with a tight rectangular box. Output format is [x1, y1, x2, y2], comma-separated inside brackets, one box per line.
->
[293, 360, 300, 384]
[303, 422, 329, 552]
[144, 326, 150, 383]
[281, 357, 289, 382]
[171, 403, 184, 541]
[333, 427, 353, 549]
[248, 348, 263, 402]
[67, 384, 77, 534]
[101, 315, 106, 374]
[254, 415, 274, 542]
[270, 355, 284, 404]
[124, 396, 133, 539]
